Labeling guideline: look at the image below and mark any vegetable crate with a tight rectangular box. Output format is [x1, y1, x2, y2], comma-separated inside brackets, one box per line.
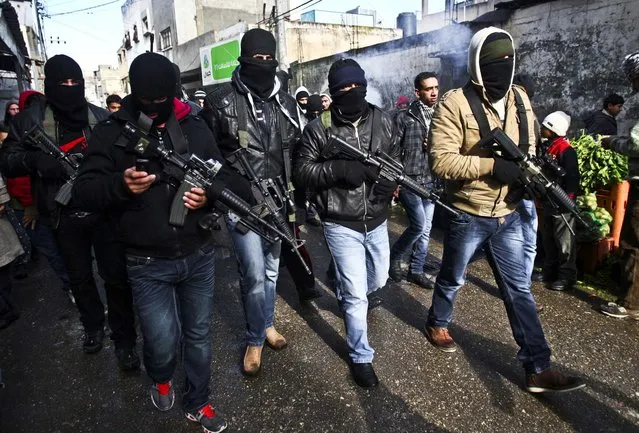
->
[595, 181, 629, 249]
[577, 236, 614, 274]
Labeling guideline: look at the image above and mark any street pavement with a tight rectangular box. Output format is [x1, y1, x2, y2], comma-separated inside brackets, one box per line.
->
[1, 208, 638, 433]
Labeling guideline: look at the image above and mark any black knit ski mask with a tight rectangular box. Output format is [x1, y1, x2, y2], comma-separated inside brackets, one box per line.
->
[479, 33, 515, 101]
[129, 53, 176, 126]
[44, 55, 88, 129]
[328, 59, 369, 122]
[238, 29, 279, 99]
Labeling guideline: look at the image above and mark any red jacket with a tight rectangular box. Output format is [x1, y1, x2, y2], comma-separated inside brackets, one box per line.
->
[5, 90, 44, 208]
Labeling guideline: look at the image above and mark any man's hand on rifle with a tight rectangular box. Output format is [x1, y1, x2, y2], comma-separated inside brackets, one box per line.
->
[27, 152, 66, 179]
[183, 187, 207, 210]
[492, 158, 520, 186]
[123, 167, 155, 194]
[332, 160, 377, 188]
[371, 178, 398, 203]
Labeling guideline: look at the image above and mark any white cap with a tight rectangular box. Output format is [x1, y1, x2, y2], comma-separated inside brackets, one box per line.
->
[542, 111, 571, 137]
[194, 90, 206, 98]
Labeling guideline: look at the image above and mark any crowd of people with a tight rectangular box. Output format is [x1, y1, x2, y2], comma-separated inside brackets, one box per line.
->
[1, 25, 638, 433]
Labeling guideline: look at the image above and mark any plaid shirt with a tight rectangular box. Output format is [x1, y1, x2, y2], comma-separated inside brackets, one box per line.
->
[395, 100, 435, 182]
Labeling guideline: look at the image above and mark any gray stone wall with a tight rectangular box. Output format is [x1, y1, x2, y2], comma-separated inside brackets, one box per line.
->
[292, 0, 639, 134]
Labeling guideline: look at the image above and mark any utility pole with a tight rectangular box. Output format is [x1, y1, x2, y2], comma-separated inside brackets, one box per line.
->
[275, 0, 289, 71]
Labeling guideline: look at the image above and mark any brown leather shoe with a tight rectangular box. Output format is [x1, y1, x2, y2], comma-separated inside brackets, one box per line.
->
[243, 345, 262, 376]
[265, 327, 288, 351]
[424, 326, 457, 353]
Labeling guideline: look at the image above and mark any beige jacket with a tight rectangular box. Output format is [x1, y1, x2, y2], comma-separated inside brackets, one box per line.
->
[0, 175, 24, 267]
[429, 28, 537, 217]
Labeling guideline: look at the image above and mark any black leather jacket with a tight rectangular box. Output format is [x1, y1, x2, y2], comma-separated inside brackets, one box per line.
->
[0, 99, 109, 217]
[203, 70, 301, 182]
[293, 105, 400, 231]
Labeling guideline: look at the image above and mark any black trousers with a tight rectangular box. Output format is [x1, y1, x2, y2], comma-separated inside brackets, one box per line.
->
[55, 212, 136, 348]
[0, 263, 15, 317]
[541, 211, 577, 281]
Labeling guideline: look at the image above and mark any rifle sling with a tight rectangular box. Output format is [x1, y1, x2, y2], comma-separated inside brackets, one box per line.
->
[462, 84, 529, 145]
[43, 105, 99, 147]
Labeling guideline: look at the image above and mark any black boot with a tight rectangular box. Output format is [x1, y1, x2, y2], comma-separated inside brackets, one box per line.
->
[83, 329, 105, 354]
[350, 363, 379, 388]
[388, 260, 403, 282]
[115, 346, 141, 371]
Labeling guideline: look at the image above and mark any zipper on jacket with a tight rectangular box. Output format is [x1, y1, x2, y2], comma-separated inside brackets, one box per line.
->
[353, 123, 368, 232]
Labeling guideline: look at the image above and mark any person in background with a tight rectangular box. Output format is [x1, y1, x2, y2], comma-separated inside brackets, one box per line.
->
[0, 170, 23, 330]
[306, 94, 323, 121]
[194, 90, 207, 108]
[538, 111, 579, 291]
[4, 90, 72, 303]
[295, 86, 310, 128]
[389, 95, 410, 122]
[4, 102, 18, 126]
[320, 93, 331, 111]
[584, 93, 624, 136]
[389, 72, 440, 289]
[106, 94, 122, 113]
[600, 52, 639, 320]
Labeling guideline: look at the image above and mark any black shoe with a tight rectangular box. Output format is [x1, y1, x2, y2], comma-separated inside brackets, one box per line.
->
[388, 260, 403, 282]
[350, 362, 379, 388]
[83, 329, 105, 354]
[407, 272, 434, 289]
[115, 347, 141, 371]
[548, 279, 574, 291]
[306, 216, 321, 227]
[367, 294, 383, 310]
[299, 287, 323, 302]
[526, 368, 586, 393]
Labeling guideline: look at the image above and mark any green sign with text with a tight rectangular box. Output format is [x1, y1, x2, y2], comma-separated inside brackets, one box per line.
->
[200, 36, 241, 85]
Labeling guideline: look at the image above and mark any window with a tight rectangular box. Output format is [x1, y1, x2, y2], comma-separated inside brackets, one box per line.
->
[133, 24, 139, 43]
[142, 16, 149, 32]
[160, 27, 172, 50]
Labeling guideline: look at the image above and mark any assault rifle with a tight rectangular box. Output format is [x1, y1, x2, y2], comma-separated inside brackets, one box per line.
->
[326, 132, 461, 217]
[478, 127, 594, 234]
[227, 148, 311, 275]
[24, 124, 82, 206]
[120, 122, 300, 252]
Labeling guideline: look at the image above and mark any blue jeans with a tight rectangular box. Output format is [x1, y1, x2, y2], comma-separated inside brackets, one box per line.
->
[126, 245, 215, 412]
[323, 221, 390, 364]
[225, 213, 281, 346]
[517, 199, 538, 282]
[390, 187, 436, 274]
[427, 210, 551, 374]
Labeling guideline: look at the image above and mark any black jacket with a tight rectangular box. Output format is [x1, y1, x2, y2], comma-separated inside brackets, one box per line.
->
[72, 97, 227, 258]
[0, 100, 108, 217]
[584, 110, 617, 136]
[202, 70, 300, 182]
[293, 105, 400, 232]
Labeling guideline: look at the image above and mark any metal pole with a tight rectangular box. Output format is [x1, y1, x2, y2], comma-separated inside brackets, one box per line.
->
[275, 0, 289, 71]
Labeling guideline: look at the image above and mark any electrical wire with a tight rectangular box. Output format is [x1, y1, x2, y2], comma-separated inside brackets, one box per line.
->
[46, 0, 120, 17]
[257, 0, 322, 25]
[47, 16, 115, 44]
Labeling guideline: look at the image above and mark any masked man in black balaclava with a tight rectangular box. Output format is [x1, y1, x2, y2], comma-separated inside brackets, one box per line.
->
[72, 51, 255, 432]
[201, 28, 315, 377]
[293, 58, 400, 388]
[0, 55, 142, 371]
[426, 27, 585, 393]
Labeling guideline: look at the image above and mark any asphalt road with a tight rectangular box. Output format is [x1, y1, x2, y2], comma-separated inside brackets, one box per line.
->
[1, 208, 638, 433]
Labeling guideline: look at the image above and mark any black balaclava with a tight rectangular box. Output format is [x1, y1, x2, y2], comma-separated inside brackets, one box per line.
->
[238, 28, 278, 99]
[129, 53, 176, 126]
[479, 33, 515, 101]
[296, 88, 309, 111]
[44, 54, 88, 129]
[328, 59, 369, 123]
[306, 94, 323, 120]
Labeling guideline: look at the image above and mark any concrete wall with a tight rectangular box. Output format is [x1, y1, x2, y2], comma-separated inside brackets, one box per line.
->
[197, 0, 284, 38]
[293, 0, 639, 134]
[419, 0, 496, 33]
[151, 0, 177, 62]
[94, 65, 125, 105]
[503, 0, 639, 133]
[290, 24, 470, 107]
[285, 21, 401, 65]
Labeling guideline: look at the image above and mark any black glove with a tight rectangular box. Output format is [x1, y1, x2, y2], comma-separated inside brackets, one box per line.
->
[371, 178, 398, 203]
[27, 151, 66, 179]
[213, 169, 256, 205]
[492, 158, 521, 186]
[332, 160, 377, 188]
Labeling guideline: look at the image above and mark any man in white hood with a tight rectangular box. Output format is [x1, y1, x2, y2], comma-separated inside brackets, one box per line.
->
[426, 27, 585, 393]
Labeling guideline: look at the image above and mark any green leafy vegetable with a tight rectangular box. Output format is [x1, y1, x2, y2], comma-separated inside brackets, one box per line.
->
[572, 133, 628, 193]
